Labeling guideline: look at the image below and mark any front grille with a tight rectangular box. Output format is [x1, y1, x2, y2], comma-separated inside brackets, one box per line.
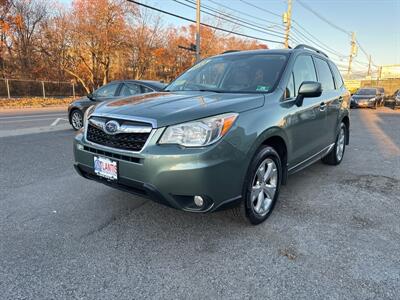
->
[87, 124, 150, 151]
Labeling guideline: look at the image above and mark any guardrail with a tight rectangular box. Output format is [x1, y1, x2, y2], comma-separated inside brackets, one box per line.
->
[0, 78, 85, 99]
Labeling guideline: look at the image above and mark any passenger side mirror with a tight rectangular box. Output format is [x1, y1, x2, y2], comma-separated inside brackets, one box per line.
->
[295, 81, 322, 107]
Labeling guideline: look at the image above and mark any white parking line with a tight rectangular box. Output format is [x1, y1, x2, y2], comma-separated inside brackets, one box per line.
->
[51, 118, 68, 126]
[0, 123, 71, 138]
[0, 113, 66, 120]
[0, 117, 60, 124]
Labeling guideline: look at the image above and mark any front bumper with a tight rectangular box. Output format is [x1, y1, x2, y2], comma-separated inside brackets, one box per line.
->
[350, 100, 376, 108]
[73, 131, 246, 212]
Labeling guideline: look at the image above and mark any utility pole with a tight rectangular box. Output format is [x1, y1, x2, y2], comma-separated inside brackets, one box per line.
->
[367, 55, 372, 77]
[195, 0, 201, 62]
[283, 0, 292, 48]
[377, 66, 382, 84]
[347, 32, 356, 77]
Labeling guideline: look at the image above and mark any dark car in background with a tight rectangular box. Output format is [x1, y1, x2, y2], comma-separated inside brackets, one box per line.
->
[350, 88, 379, 109]
[375, 87, 385, 106]
[385, 89, 400, 109]
[68, 80, 166, 130]
[395, 90, 400, 109]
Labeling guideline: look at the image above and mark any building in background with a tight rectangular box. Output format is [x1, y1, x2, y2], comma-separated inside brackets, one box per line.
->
[381, 65, 400, 79]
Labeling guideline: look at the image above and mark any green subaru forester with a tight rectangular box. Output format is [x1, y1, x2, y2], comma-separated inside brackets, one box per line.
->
[74, 45, 350, 225]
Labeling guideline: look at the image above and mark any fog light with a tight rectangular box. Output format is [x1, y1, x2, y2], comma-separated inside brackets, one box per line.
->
[194, 195, 204, 207]
[76, 144, 84, 151]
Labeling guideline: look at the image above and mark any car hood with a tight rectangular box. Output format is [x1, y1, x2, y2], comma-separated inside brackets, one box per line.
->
[92, 91, 265, 128]
[72, 96, 93, 106]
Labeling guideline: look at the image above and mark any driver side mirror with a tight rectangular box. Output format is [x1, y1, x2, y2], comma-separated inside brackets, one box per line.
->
[87, 93, 95, 101]
[295, 81, 322, 107]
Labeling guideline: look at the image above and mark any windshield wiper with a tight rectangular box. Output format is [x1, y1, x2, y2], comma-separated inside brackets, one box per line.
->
[196, 89, 224, 93]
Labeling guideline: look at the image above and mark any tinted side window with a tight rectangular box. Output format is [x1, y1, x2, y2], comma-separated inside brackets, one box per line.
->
[94, 83, 119, 98]
[292, 55, 317, 93]
[120, 83, 141, 96]
[314, 58, 335, 91]
[329, 61, 344, 89]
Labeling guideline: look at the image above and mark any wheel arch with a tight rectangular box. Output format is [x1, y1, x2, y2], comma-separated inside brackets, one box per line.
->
[248, 127, 289, 185]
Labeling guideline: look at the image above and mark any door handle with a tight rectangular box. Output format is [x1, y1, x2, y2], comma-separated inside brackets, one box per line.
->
[319, 102, 327, 111]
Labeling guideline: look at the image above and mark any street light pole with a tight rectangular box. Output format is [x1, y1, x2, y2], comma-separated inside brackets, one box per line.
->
[347, 32, 356, 77]
[367, 55, 372, 77]
[283, 0, 292, 48]
[196, 0, 201, 62]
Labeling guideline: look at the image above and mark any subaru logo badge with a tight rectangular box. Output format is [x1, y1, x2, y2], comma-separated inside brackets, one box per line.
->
[104, 120, 120, 135]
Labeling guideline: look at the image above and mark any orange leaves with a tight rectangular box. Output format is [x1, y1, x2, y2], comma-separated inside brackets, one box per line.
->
[2, 0, 271, 89]
[153, 48, 166, 58]
[13, 14, 23, 30]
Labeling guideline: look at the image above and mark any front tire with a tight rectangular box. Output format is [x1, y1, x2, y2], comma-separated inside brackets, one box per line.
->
[70, 109, 84, 130]
[234, 146, 282, 225]
[322, 122, 346, 165]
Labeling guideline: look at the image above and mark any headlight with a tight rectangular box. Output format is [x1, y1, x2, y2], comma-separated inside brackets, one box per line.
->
[368, 97, 376, 102]
[159, 113, 238, 147]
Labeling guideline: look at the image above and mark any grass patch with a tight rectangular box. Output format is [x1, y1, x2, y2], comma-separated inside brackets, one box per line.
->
[0, 97, 77, 109]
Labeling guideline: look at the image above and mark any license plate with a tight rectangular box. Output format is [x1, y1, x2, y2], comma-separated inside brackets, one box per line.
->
[94, 156, 118, 180]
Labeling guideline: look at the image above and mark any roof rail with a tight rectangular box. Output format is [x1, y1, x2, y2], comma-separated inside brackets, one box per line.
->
[294, 44, 328, 58]
[222, 50, 240, 54]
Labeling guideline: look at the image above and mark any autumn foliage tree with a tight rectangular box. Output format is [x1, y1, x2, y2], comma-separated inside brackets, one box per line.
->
[1, 0, 269, 93]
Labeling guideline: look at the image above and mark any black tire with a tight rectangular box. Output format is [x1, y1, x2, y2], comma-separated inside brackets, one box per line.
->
[322, 122, 346, 165]
[232, 146, 282, 225]
[70, 109, 84, 130]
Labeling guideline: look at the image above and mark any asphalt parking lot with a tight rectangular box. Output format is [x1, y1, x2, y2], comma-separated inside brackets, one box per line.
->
[0, 107, 399, 299]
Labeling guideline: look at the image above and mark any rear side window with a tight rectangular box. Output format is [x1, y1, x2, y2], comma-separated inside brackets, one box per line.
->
[329, 61, 344, 89]
[292, 55, 317, 94]
[314, 58, 335, 91]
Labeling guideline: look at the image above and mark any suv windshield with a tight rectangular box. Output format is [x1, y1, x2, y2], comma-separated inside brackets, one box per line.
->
[356, 88, 376, 95]
[166, 53, 288, 93]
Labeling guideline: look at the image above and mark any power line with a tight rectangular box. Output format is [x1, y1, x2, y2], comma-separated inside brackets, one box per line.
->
[355, 39, 377, 66]
[173, 0, 286, 39]
[294, 1, 377, 69]
[127, 0, 285, 45]
[206, 0, 284, 27]
[290, 26, 347, 59]
[296, 0, 350, 36]
[192, 0, 285, 33]
[239, 0, 282, 18]
[292, 21, 347, 57]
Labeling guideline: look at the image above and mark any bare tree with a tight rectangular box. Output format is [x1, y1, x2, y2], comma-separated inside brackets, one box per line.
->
[9, 0, 48, 77]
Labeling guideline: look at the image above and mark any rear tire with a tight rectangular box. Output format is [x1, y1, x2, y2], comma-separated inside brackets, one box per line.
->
[322, 122, 346, 165]
[232, 146, 282, 225]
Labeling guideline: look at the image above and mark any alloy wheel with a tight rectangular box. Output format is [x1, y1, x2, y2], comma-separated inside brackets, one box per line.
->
[71, 111, 83, 130]
[250, 158, 278, 216]
[336, 127, 345, 161]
